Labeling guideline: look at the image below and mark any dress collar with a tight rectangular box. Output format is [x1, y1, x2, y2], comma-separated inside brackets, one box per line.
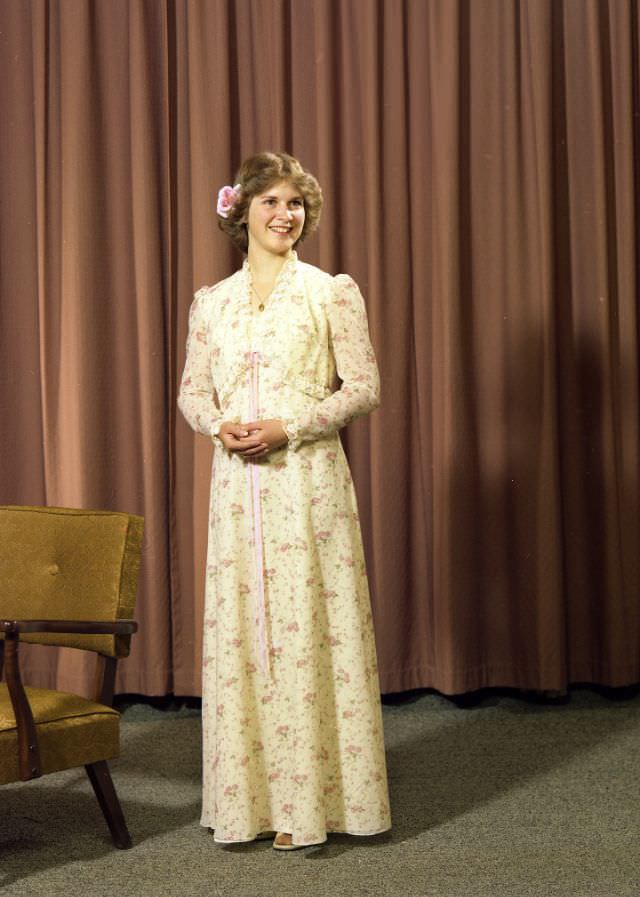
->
[242, 251, 298, 308]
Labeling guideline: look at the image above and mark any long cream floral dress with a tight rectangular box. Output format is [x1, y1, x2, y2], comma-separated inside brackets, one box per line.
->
[178, 252, 391, 845]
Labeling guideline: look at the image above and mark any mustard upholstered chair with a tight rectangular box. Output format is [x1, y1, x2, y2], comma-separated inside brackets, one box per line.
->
[0, 505, 144, 849]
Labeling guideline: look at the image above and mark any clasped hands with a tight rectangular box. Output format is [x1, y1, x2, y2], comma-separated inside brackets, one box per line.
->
[217, 420, 288, 459]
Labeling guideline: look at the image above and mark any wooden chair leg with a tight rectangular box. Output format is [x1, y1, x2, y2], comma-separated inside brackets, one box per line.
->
[85, 760, 133, 849]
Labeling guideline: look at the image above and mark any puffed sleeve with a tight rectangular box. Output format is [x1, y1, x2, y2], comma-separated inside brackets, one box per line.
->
[177, 290, 223, 438]
[283, 274, 380, 449]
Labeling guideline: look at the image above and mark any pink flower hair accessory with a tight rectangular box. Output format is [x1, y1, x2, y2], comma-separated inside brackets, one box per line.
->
[216, 183, 242, 218]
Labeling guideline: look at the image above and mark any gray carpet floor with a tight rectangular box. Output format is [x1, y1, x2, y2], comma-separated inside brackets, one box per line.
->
[1, 688, 639, 897]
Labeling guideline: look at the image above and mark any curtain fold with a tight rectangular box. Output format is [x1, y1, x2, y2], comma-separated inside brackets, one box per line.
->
[0, 0, 638, 696]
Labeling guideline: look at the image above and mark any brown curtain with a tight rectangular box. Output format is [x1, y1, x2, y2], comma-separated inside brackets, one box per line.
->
[1, 0, 638, 696]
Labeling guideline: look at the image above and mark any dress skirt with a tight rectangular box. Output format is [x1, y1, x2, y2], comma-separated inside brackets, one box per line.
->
[201, 432, 390, 845]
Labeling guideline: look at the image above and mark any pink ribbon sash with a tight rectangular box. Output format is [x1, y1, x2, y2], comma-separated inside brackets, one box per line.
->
[248, 351, 269, 675]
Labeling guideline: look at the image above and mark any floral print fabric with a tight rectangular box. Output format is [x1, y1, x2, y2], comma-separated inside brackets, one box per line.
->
[178, 253, 391, 845]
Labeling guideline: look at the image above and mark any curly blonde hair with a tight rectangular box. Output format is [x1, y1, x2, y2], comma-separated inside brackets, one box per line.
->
[217, 152, 323, 253]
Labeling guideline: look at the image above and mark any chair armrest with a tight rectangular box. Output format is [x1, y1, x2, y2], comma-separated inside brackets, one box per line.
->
[2, 630, 41, 780]
[1, 620, 137, 636]
[1, 620, 139, 710]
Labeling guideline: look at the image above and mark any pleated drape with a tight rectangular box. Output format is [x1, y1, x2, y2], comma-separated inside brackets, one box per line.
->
[0, 0, 638, 696]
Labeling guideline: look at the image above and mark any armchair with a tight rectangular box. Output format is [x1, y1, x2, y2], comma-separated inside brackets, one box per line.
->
[0, 505, 144, 849]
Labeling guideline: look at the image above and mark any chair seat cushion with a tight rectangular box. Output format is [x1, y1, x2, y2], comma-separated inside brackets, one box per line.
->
[0, 686, 119, 784]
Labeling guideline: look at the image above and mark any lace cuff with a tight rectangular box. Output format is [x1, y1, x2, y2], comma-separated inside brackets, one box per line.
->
[281, 418, 302, 451]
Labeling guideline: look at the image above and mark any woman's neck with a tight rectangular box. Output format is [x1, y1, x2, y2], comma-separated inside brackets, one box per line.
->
[247, 245, 293, 287]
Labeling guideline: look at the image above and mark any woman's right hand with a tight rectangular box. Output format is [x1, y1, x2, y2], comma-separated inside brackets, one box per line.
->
[217, 422, 267, 456]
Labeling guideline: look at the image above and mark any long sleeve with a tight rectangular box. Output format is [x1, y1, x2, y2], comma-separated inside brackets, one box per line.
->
[178, 290, 223, 437]
[283, 274, 380, 449]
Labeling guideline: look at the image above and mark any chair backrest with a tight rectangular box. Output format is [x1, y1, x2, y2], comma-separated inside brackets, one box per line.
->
[0, 506, 144, 657]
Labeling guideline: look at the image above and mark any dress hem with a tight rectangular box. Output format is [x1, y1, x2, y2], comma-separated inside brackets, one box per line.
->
[205, 823, 392, 846]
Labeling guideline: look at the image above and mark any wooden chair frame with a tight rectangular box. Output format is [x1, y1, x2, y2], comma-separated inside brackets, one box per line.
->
[0, 618, 137, 849]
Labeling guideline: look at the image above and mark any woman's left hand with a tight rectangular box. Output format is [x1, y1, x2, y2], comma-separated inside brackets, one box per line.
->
[239, 419, 288, 458]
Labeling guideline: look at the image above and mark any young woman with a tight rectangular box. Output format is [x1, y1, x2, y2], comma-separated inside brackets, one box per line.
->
[178, 152, 391, 850]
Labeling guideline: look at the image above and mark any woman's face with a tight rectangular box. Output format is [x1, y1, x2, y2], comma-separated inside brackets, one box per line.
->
[246, 180, 305, 257]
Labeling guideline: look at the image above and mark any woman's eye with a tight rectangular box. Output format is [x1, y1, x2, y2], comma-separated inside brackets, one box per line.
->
[290, 200, 303, 208]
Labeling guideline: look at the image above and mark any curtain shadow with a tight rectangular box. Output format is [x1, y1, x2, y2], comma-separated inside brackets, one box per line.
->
[438, 302, 639, 693]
